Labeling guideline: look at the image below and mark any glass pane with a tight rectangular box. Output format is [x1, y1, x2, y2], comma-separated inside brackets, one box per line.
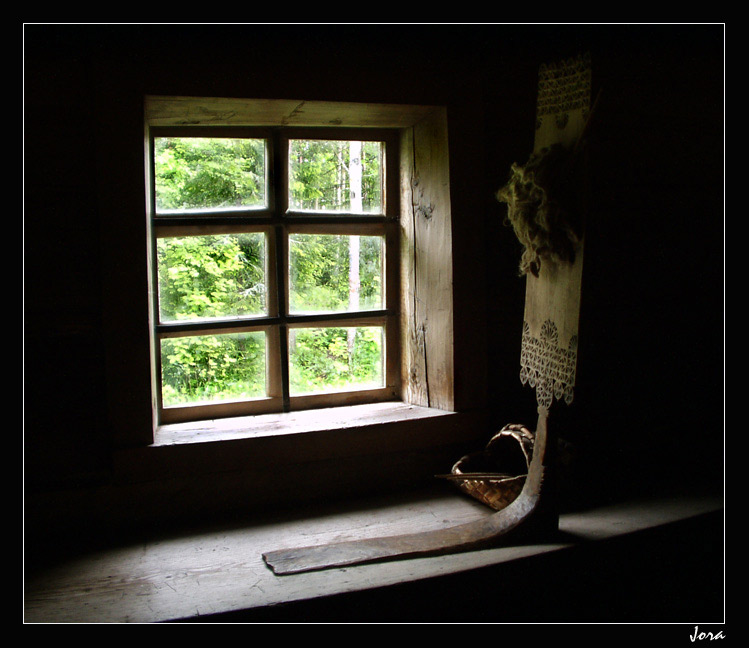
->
[289, 234, 383, 314]
[288, 326, 384, 395]
[288, 140, 383, 213]
[154, 137, 266, 213]
[160, 332, 266, 407]
[157, 233, 266, 322]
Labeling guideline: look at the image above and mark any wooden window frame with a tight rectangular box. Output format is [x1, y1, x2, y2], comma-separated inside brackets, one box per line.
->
[131, 96, 456, 446]
[147, 124, 402, 425]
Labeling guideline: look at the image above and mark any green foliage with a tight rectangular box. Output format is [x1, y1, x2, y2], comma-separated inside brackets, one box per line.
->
[154, 137, 265, 211]
[289, 234, 382, 313]
[157, 233, 266, 406]
[289, 327, 382, 395]
[289, 140, 382, 212]
[158, 233, 266, 321]
[155, 137, 385, 406]
[160, 333, 266, 406]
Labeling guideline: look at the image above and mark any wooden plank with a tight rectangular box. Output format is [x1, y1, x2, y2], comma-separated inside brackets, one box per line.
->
[145, 96, 436, 129]
[399, 109, 454, 411]
[23, 488, 496, 623]
[152, 401, 455, 446]
[93, 404, 485, 514]
[288, 387, 398, 412]
[25, 478, 721, 621]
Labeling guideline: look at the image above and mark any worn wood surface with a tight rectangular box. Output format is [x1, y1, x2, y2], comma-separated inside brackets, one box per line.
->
[152, 401, 456, 446]
[25, 488, 496, 623]
[262, 408, 549, 574]
[24, 489, 723, 623]
[399, 109, 454, 411]
[145, 96, 437, 129]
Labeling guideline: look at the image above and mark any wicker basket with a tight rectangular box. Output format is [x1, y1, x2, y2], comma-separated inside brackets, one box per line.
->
[447, 423, 535, 511]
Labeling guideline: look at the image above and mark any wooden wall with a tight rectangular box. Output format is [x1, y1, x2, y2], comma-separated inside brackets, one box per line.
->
[480, 25, 724, 506]
[24, 25, 724, 535]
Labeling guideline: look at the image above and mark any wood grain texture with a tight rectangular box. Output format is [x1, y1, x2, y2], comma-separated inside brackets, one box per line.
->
[262, 407, 549, 574]
[24, 488, 496, 623]
[24, 487, 722, 622]
[145, 96, 436, 129]
[400, 109, 454, 411]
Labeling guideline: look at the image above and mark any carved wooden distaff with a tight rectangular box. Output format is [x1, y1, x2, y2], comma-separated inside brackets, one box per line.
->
[263, 407, 552, 574]
[263, 53, 592, 576]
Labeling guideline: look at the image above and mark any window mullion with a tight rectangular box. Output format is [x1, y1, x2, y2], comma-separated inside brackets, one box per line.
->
[271, 129, 291, 412]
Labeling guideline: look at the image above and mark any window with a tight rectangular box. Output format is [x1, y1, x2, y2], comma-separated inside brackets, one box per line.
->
[130, 97, 458, 450]
[147, 126, 401, 424]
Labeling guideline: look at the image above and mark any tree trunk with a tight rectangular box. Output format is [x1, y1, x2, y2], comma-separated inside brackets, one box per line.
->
[348, 142, 362, 363]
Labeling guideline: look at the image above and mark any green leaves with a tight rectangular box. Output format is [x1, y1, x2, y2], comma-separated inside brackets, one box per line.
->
[288, 140, 382, 213]
[289, 327, 383, 395]
[154, 137, 266, 211]
[154, 136, 387, 406]
[160, 333, 266, 406]
[157, 233, 266, 322]
[289, 234, 383, 313]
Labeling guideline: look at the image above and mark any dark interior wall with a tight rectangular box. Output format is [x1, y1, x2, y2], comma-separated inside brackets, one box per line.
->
[25, 28, 109, 489]
[574, 26, 724, 503]
[480, 25, 725, 506]
[23, 25, 724, 516]
[597, 28, 724, 492]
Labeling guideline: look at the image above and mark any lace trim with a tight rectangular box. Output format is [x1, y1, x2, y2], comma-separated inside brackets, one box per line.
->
[536, 53, 591, 128]
[520, 319, 578, 408]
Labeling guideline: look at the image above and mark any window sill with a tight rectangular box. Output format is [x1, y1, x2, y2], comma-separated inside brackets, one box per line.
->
[152, 401, 459, 447]
[110, 402, 488, 512]
[25, 402, 490, 578]
[24, 489, 724, 623]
